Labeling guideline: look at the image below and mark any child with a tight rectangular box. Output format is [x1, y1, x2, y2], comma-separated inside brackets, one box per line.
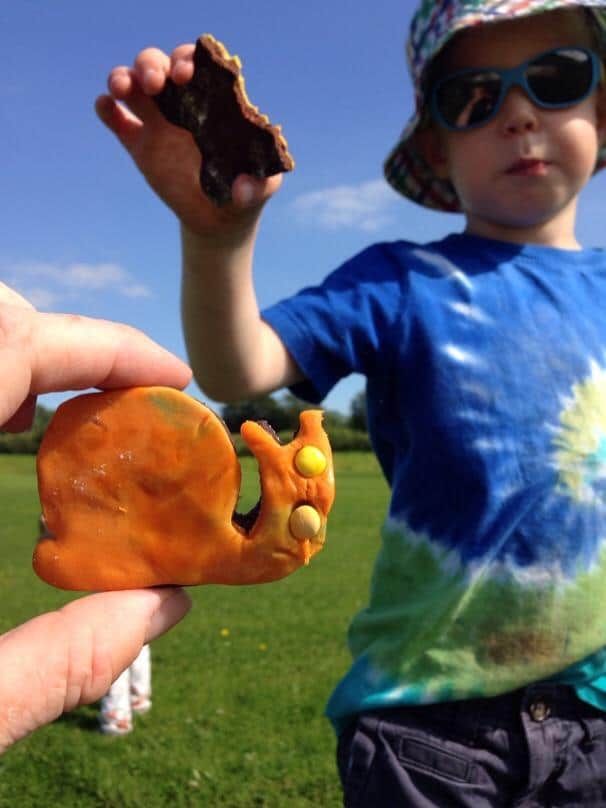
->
[97, 1, 606, 803]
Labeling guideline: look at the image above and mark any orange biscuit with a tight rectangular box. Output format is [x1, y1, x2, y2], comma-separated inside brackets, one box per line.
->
[34, 387, 334, 591]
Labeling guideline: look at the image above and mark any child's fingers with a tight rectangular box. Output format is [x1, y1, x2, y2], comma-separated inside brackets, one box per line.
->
[133, 47, 172, 94]
[106, 65, 135, 99]
[100, 44, 195, 138]
[232, 173, 283, 209]
[106, 64, 167, 129]
[95, 94, 143, 149]
[170, 44, 196, 83]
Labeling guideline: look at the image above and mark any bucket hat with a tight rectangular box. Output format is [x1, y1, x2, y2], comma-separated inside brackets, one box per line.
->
[384, 0, 606, 211]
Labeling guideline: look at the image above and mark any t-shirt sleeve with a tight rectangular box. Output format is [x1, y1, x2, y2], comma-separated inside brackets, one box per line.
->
[261, 243, 404, 403]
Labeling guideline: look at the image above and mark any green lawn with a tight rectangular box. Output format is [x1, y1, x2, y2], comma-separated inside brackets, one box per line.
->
[0, 453, 389, 807]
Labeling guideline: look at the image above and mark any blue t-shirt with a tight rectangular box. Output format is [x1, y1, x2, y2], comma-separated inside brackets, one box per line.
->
[262, 233, 606, 733]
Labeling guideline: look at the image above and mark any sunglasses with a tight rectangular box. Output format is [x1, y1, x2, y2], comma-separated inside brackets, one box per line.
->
[430, 47, 601, 132]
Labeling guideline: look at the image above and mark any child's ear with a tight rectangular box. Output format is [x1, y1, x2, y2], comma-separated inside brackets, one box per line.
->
[414, 124, 450, 179]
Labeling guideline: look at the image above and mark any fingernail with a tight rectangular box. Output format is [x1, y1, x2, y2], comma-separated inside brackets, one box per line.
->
[108, 75, 125, 97]
[173, 59, 191, 80]
[143, 68, 161, 91]
[145, 588, 191, 642]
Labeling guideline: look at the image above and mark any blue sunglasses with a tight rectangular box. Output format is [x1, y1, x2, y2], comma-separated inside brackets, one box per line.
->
[431, 47, 601, 132]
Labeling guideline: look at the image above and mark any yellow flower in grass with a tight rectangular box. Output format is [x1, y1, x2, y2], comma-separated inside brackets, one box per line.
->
[220, 627, 230, 638]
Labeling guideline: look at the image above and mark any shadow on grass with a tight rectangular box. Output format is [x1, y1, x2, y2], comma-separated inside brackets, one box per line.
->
[56, 704, 100, 732]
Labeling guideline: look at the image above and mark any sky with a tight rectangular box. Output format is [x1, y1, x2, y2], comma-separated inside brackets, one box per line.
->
[3, 0, 606, 417]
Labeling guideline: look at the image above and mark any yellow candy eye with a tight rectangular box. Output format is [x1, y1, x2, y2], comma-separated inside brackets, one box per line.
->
[294, 446, 327, 477]
[289, 505, 322, 539]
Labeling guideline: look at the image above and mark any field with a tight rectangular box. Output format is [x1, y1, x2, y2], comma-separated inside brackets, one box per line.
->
[0, 453, 388, 807]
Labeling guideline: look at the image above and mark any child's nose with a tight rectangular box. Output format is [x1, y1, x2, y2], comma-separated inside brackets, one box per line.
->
[499, 86, 539, 135]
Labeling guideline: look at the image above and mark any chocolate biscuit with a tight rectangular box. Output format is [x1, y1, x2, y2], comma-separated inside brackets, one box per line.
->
[154, 34, 295, 205]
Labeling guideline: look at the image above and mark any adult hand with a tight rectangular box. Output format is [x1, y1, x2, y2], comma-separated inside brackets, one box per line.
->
[0, 588, 191, 752]
[0, 284, 193, 751]
[0, 282, 191, 430]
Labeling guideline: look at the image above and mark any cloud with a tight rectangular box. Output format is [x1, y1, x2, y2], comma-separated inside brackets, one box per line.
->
[121, 284, 155, 299]
[3, 260, 152, 309]
[292, 179, 398, 232]
[61, 263, 129, 290]
[20, 287, 61, 310]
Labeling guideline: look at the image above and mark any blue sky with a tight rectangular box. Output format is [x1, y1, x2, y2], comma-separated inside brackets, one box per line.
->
[3, 1, 606, 416]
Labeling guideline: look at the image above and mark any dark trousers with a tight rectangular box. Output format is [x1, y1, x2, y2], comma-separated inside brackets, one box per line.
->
[337, 684, 606, 807]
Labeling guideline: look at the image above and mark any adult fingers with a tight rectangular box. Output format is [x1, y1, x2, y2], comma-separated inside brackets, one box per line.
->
[1, 394, 37, 434]
[0, 304, 191, 428]
[0, 587, 191, 752]
[0, 283, 35, 310]
[27, 310, 192, 394]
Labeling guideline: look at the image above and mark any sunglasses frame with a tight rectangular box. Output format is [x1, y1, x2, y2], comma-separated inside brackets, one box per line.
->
[430, 46, 601, 132]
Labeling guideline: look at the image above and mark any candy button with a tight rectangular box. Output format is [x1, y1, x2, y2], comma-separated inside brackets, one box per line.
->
[289, 505, 322, 540]
[294, 446, 327, 477]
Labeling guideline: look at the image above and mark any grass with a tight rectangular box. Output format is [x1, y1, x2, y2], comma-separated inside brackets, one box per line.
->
[0, 452, 389, 807]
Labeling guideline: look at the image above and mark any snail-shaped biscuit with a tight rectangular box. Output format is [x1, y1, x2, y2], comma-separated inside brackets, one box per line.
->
[154, 34, 295, 205]
[34, 387, 334, 591]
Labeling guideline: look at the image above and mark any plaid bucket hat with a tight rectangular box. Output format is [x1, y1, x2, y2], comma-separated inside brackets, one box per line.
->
[384, 0, 606, 211]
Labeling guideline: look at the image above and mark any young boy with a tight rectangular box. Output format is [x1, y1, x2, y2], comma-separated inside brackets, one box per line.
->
[97, 0, 606, 803]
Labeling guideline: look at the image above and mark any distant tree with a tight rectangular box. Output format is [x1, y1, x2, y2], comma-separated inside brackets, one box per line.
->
[349, 390, 368, 432]
[221, 395, 293, 433]
[32, 404, 53, 435]
[320, 409, 347, 430]
[276, 392, 306, 429]
[221, 392, 351, 435]
[277, 392, 348, 432]
[0, 404, 54, 453]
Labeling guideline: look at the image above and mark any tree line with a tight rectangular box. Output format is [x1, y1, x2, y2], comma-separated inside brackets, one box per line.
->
[0, 391, 369, 454]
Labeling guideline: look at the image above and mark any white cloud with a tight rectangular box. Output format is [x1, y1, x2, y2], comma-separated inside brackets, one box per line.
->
[21, 287, 61, 310]
[62, 263, 129, 289]
[2, 260, 152, 309]
[292, 179, 398, 232]
[121, 284, 153, 299]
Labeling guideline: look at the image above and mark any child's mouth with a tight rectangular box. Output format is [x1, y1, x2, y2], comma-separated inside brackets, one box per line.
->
[506, 159, 550, 177]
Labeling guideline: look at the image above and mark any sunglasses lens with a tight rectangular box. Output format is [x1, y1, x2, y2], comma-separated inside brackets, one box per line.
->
[527, 48, 594, 105]
[434, 71, 502, 129]
[433, 48, 597, 131]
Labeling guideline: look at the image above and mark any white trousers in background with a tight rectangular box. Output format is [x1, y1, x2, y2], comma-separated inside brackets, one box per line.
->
[100, 644, 152, 719]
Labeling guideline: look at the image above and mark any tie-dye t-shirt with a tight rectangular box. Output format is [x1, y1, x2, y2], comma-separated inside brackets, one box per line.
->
[262, 233, 606, 732]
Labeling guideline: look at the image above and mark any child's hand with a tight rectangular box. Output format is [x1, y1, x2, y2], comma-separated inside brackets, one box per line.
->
[95, 45, 282, 242]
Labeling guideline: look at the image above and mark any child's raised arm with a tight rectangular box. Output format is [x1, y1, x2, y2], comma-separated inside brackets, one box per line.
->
[96, 43, 302, 402]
